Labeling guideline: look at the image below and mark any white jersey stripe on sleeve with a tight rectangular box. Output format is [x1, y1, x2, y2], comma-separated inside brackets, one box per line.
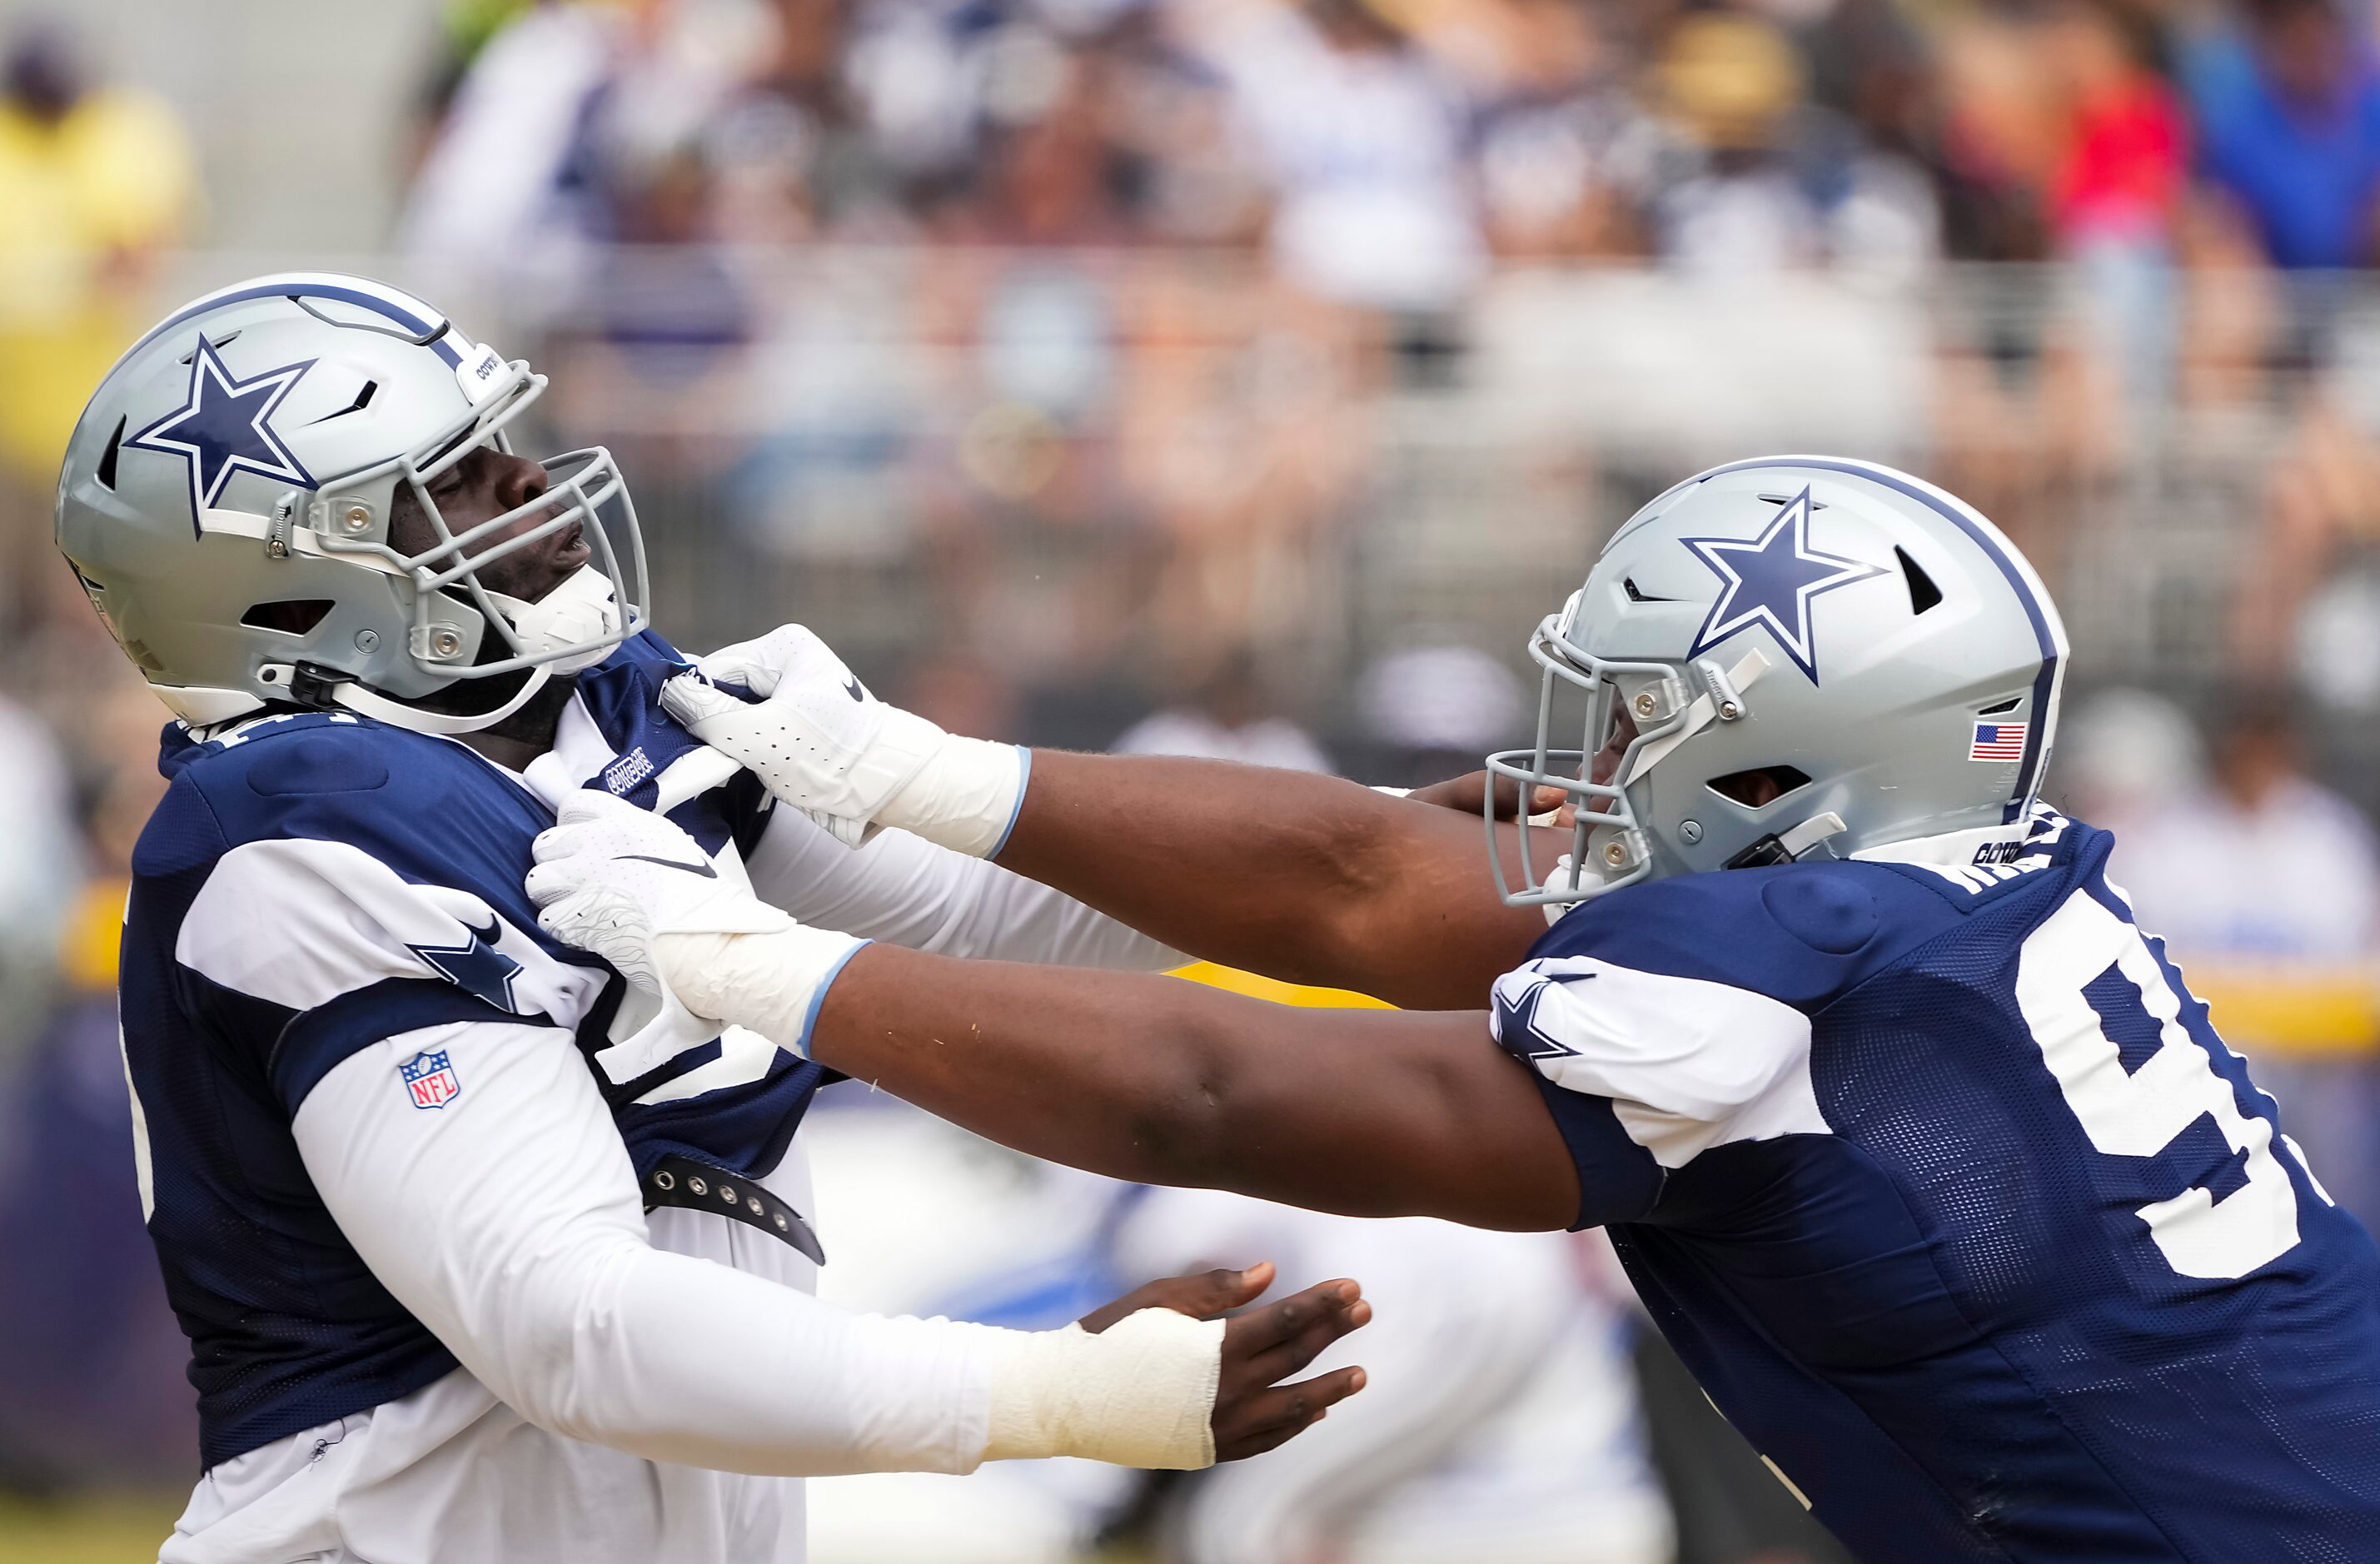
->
[1492, 956, 1826, 1168]
[176, 835, 602, 1024]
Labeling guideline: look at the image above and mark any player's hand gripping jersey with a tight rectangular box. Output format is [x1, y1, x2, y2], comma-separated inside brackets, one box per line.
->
[122, 628, 1187, 1562]
[1495, 807, 2380, 1561]
[515, 455, 2380, 1560]
[70, 273, 1334, 1564]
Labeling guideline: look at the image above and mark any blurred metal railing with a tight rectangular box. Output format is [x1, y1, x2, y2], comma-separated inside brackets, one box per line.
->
[132, 248, 2380, 756]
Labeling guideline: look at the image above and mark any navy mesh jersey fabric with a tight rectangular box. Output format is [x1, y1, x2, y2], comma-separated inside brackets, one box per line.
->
[1533, 817, 2380, 1561]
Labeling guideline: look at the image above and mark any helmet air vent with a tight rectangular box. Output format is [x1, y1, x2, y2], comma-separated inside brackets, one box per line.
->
[1977, 695, 2021, 715]
[177, 331, 238, 366]
[307, 379, 379, 426]
[95, 416, 126, 491]
[1706, 765, 1813, 807]
[1896, 546, 1943, 615]
[240, 600, 335, 636]
[1623, 576, 1675, 604]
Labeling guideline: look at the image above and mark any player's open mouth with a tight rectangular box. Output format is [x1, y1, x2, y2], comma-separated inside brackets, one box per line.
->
[552, 520, 590, 570]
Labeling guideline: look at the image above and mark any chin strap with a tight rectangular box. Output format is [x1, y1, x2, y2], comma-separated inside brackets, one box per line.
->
[260, 661, 555, 736]
[1723, 810, 1850, 870]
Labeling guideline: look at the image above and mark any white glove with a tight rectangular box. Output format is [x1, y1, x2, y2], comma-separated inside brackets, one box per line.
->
[660, 625, 1028, 858]
[525, 791, 868, 1058]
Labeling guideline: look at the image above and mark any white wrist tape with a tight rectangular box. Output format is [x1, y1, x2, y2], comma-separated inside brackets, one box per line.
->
[874, 726, 1029, 859]
[656, 925, 870, 1060]
[983, 1311, 1222, 1470]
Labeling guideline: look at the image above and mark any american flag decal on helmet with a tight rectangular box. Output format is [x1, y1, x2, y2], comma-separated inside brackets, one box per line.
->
[1969, 722, 2025, 762]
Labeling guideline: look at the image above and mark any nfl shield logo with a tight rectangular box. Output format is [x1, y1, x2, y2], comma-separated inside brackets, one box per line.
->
[399, 1048, 462, 1110]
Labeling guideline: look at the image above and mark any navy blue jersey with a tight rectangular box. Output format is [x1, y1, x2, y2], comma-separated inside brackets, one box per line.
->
[121, 630, 821, 1467]
[1494, 810, 2380, 1561]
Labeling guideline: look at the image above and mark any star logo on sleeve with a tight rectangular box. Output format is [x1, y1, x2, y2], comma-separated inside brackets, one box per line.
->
[126, 336, 317, 538]
[407, 918, 525, 1013]
[1681, 488, 1884, 684]
[1492, 971, 1591, 1063]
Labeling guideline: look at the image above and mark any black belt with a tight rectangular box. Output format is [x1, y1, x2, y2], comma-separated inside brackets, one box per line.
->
[643, 1154, 824, 1265]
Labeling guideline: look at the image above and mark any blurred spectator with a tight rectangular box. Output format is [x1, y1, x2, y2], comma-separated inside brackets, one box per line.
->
[0, 937, 195, 1492]
[2231, 397, 2380, 682]
[799, 1096, 1675, 1564]
[407, 0, 539, 170]
[1471, 0, 1656, 258]
[2051, 4, 2184, 257]
[2187, 0, 2380, 273]
[0, 17, 195, 630]
[2112, 699, 2375, 959]
[1649, 12, 1825, 272]
[1110, 1185, 1671, 1564]
[1929, 7, 2055, 263]
[1113, 644, 1333, 771]
[1349, 639, 1528, 787]
[1642, 11, 1936, 279]
[401, 0, 618, 284]
[941, 18, 1141, 247]
[0, 694, 75, 1050]
[0, 686, 188, 1489]
[2103, 695, 2380, 1220]
[402, 0, 789, 293]
[2048, 2, 2185, 401]
[1191, 0, 1485, 314]
[2057, 686, 2208, 829]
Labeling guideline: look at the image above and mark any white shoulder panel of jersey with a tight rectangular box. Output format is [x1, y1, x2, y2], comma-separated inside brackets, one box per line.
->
[176, 834, 603, 1024]
[1492, 955, 1826, 1168]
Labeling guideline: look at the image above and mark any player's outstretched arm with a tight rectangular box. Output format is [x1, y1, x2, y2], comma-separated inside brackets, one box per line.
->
[660, 627, 1547, 1009]
[297, 1015, 1367, 1477]
[990, 752, 1550, 1010]
[809, 944, 1584, 1231]
[530, 792, 1583, 1230]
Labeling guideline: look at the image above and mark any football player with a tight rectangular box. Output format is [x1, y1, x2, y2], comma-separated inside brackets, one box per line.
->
[531, 458, 2380, 1559]
[57, 274, 1367, 1564]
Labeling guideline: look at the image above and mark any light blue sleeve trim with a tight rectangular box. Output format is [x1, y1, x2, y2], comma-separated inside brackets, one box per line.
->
[985, 747, 1033, 861]
[794, 939, 874, 1059]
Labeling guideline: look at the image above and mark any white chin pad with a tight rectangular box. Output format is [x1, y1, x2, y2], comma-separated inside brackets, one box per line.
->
[489, 565, 623, 675]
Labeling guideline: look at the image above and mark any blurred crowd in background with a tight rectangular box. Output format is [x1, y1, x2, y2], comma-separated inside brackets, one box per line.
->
[7, 0, 2380, 1557]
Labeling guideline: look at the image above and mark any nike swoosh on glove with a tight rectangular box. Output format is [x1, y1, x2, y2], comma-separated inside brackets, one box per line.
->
[661, 625, 1028, 858]
[525, 792, 797, 993]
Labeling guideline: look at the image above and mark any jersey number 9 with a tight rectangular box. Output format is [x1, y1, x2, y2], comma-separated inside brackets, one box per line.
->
[2016, 888, 2328, 1281]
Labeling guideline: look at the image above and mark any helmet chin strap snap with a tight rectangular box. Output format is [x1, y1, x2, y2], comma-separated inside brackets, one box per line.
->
[259, 660, 556, 736]
[252, 564, 624, 738]
[1723, 811, 1849, 870]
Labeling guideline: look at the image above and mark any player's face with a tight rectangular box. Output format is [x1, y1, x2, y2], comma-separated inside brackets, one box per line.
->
[1588, 704, 1638, 788]
[392, 446, 590, 604]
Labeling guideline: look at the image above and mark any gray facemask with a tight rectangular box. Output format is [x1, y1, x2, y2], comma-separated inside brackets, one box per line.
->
[57, 272, 648, 735]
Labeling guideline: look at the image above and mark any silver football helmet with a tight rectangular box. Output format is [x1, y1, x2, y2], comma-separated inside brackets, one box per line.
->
[1487, 456, 2069, 907]
[55, 272, 645, 734]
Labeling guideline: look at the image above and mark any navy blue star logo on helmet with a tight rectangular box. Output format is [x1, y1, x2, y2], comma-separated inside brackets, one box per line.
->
[126, 335, 317, 538]
[1680, 488, 1884, 684]
[407, 918, 525, 1014]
